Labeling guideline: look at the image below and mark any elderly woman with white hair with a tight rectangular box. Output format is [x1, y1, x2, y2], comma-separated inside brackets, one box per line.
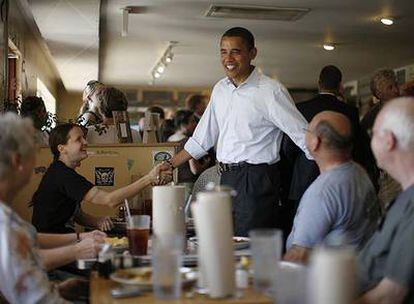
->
[0, 113, 90, 303]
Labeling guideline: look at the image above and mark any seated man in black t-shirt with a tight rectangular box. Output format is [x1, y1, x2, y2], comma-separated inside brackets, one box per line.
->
[31, 123, 172, 233]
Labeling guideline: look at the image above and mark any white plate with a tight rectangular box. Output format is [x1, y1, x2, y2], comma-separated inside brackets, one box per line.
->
[188, 236, 250, 250]
[110, 267, 197, 288]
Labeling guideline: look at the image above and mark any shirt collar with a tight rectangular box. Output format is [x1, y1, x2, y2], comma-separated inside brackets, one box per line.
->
[225, 66, 260, 88]
[319, 92, 337, 97]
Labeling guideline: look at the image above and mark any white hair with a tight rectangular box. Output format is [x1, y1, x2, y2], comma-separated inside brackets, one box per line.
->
[0, 113, 35, 179]
[379, 97, 414, 151]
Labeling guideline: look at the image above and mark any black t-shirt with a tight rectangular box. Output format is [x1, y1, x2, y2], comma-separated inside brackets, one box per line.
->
[31, 160, 94, 233]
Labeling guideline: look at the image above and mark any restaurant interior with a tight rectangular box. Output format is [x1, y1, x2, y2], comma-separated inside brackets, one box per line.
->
[0, 0, 413, 303]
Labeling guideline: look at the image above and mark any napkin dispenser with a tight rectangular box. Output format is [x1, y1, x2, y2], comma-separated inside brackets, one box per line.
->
[192, 189, 235, 298]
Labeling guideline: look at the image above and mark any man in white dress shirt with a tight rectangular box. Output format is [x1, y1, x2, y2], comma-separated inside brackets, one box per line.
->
[170, 27, 309, 236]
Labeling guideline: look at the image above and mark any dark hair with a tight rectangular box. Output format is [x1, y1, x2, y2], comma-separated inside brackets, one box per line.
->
[20, 96, 46, 116]
[222, 27, 255, 49]
[370, 69, 397, 98]
[174, 110, 194, 128]
[160, 119, 176, 142]
[147, 106, 165, 120]
[86, 80, 103, 87]
[49, 123, 79, 161]
[20, 96, 47, 130]
[314, 119, 353, 154]
[185, 94, 204, 112]
[401, 81, 414, 97]
[319, 65, 342, 91]
[100, 87, 128, 118]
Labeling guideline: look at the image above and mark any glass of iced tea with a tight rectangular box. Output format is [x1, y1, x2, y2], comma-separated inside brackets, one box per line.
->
[127, 215, 150, 255]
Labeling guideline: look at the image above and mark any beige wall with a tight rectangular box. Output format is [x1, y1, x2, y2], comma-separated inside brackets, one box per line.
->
[9, 1, 64, 100]
[57, 91, 83, 122]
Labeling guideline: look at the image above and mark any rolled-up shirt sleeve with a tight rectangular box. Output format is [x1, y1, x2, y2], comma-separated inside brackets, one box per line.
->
[184, 91, 219, 160]
[268, 85, 313, 160]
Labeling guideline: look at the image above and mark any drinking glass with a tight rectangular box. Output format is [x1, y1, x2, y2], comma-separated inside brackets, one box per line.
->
[152, 234, 184, 300]
[249, 229, 282, 293]
[273, 262, 308, 304]
[127, 215, 150, 255]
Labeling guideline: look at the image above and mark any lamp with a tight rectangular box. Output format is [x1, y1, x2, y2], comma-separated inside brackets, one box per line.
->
[121, 8, 130, 37]
[323, 43, 335, 51]
[150, 41, 178, 83]
[380, 17, 394, 26]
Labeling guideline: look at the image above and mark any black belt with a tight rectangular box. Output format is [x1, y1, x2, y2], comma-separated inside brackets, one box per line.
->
[217, 161, 279, 173]
[217, 161, 249, 173]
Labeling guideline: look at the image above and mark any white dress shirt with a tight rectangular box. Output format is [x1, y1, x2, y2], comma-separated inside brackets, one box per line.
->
[184, 67, 310, 164]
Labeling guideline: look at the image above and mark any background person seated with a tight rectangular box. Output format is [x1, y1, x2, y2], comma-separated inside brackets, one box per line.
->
[168, 110, 214, 184]
[0, 113, 85, 303]
[356, 97, 414, 304]
[284, 111, 379, 263]
[20, 95, 50, 146]
[31, 123, 172, 234]
[185, 94, 207, 122]
[87, 87, 141, 144]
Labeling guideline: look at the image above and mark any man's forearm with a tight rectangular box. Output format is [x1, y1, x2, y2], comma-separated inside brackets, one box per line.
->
[283, 245, 311, 264]
[171, 149, 193, 168]
[354, 278, 407, 304]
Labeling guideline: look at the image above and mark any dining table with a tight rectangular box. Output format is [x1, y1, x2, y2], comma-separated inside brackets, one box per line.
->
[90, 272, 274, 304]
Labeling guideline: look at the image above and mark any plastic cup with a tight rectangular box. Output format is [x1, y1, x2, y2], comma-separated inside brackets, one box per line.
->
[249, 229, 283, 293]
[152, 234, 184, 300]
[127, 215, 150, 255]
[274, 262, 308, 304]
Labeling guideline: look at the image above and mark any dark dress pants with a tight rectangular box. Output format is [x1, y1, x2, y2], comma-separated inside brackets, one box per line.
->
[220, 163, 281, 237]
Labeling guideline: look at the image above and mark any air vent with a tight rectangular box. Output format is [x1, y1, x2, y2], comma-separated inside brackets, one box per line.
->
[205, 4, 310, 21]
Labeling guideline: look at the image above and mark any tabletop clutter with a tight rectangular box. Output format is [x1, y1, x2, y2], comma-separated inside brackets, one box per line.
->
[90, 184, 358, 303]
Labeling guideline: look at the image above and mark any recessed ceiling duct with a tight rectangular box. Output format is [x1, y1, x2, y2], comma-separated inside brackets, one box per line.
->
[205, 4, 310, 21]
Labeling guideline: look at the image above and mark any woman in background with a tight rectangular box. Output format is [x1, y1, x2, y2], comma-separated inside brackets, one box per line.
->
[78, 80, 106, 126]
[87, 87, 142, 144]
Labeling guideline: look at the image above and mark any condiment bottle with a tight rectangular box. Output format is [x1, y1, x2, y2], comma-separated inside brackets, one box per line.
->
[98, 244, 113, 278]
[235, 256, 250, 289]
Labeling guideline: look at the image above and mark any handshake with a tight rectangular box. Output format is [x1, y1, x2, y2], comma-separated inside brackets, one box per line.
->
[148, 161, 174, 186]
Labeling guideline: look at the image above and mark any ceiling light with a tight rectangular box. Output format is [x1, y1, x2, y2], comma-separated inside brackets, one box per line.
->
[121, 8, 129, 37]
[150, 41, 178, 82]
[323, 44, 335, 51]
[380, 17, 394, 26]
[156, 65, 165, 73]
[165, 54, 173, 63]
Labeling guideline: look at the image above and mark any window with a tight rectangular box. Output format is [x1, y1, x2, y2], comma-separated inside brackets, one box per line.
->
[36, 78, 56, 115]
